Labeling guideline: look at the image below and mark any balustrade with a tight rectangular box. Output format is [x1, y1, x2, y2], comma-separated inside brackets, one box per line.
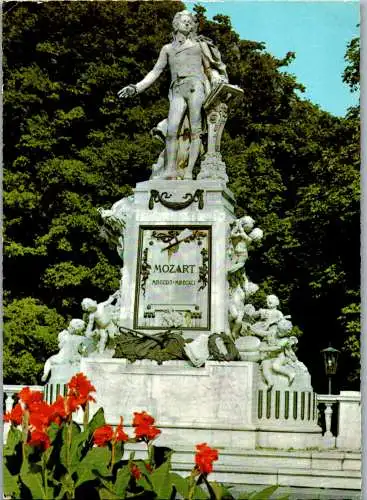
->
[2, 385, 361, 450]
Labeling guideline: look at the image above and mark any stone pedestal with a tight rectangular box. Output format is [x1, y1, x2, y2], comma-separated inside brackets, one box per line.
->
[119, 180, 235, 337]
[336, 391, 361, 450]
[74, 357, 321, 450]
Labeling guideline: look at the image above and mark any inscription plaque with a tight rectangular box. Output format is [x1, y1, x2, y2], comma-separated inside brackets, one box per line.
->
[134, 226, 211, 330]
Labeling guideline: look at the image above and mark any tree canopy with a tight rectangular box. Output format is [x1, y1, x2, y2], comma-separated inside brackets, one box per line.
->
[4, 1, 359, 390]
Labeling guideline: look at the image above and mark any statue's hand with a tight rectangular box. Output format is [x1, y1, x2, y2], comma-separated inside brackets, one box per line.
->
[117, 84, 137, 99]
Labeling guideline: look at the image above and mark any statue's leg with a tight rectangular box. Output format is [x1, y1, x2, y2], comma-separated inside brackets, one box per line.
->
[185, 82, 205, 179]
[261, 359, 273, 389]
[165, 93, 187, 179]
[98, 330, 108, 354]
[272, 354, 295, 385]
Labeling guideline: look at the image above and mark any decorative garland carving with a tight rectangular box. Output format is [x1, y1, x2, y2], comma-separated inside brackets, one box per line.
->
[140, 248, 151, 296]
[198, 247, 209, 291]
[149, 189, 204, 211]
[151, 230, 180, 243]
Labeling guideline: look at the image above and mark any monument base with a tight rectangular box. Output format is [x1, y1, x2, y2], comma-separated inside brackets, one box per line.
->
[46, 358, 322, 450]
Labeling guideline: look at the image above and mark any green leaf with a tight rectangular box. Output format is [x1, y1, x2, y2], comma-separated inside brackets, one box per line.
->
[148, 459, 174, 498]
[47, 422, 62, 443]
[75, 446, 111, 487]
[3, 464, 21, 498]
[115, 466, 131, 496]
[192, 484, 210, 500]
[60, 421, 88, 473]
[98, 487, 121, 500]
[170, 472, 190, 498]
[20, 465, 46, 500]
[246, 485, 279, 500]
[208, 480, 235, 500]
[87, 407, 106, 435]
[114, 440, 125, 463]
[4, 426, 22, 455]
[55, 474, 75, 500]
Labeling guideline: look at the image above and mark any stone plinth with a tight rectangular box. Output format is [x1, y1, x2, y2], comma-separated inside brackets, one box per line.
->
[76, 358, 321, 450]
[119, 180, 235, 337]
[336, 391, 361, 450]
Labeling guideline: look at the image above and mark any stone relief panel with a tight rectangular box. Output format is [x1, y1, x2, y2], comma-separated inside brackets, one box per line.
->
[134, 225, 211, 330]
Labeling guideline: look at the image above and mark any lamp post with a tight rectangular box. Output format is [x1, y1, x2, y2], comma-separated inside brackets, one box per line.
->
[321, 345, 340, 394]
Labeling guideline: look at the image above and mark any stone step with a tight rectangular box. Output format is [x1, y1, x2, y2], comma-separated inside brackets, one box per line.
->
[125, 444, 361, 490]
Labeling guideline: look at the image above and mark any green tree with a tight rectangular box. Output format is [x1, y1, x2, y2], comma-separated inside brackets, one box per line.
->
[4, 2, 359, 388]
[3, 298, 66, 384]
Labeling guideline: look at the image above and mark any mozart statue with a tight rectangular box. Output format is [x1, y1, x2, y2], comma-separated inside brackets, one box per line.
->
[118, 10, 228, 180]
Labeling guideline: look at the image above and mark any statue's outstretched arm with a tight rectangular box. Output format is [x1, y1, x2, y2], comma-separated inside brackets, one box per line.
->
[118, 46, 168, 98]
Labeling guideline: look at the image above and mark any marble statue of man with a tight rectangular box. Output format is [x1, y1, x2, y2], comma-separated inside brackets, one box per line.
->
[118, 10, 228, 180]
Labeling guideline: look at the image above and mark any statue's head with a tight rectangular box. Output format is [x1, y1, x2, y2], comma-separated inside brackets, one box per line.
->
[172, 10, 198, 37]
[69, 318, 86, 335]
[240, 216, 255, 231]
[58, 329, 69, 347]
[277, 318, 293, 336]
[266, 294, 279, 309]
[81, 297, 97, 312]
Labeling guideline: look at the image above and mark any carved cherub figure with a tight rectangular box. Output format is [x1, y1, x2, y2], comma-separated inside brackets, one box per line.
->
[259, 319, 297, 388]
[249, 294, 290, 338]
[41, 319, 86, 382]
[81, 291, 120, 354]
[228, 285, 246, 339]
[228, 216, 263, 274]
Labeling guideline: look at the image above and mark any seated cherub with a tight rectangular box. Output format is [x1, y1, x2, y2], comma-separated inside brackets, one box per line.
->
[42, 318, 86, 382]
[81, 291, 120, 354]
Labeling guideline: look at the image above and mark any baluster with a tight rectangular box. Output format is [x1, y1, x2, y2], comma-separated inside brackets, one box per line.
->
[5, 391, 14, 413]
[324, 403, 333, 437]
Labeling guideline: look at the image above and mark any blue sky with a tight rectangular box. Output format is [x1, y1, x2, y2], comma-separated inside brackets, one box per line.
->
[187, 1, 360, 117]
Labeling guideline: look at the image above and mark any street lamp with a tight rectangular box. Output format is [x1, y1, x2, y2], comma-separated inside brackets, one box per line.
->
[321, 345, 340, 394]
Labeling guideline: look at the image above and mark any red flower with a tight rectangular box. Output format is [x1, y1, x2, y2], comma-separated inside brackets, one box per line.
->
[93, 425, 113, 447]
[134, 424, 161, 441]
[29, 401, 53, 432]
[66, 373, 96, 412]
[18, 387, 44, 411]
[130, 464, 141, 480]
[49, 395, 68, 425]
[115, 417, 129, 442]
[132, 411, 161, 442]
[28, 430, 51, 451]
[4, 403, 23, 426]
[132, 411, 155, 427]
[195, 443, 219, 475]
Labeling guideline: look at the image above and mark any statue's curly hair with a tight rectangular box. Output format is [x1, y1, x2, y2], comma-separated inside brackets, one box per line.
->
[172, 10, 198, 38]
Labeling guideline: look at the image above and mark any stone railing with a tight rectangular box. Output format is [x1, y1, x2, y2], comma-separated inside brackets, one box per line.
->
[3, 385, 361, 451]
[317, 391, 361, 450]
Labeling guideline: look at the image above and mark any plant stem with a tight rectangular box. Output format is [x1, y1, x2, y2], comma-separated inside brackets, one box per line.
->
[110, 441, 115, 473]
[83, 402, 89, 429]
[21, 409, 29, 466]
[187, 469, 198, 500]
[42, 452, 48, 499]
[147, 440, 153, 467]
[65, 417, 75, 500]
[67, 418, 73, 469]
